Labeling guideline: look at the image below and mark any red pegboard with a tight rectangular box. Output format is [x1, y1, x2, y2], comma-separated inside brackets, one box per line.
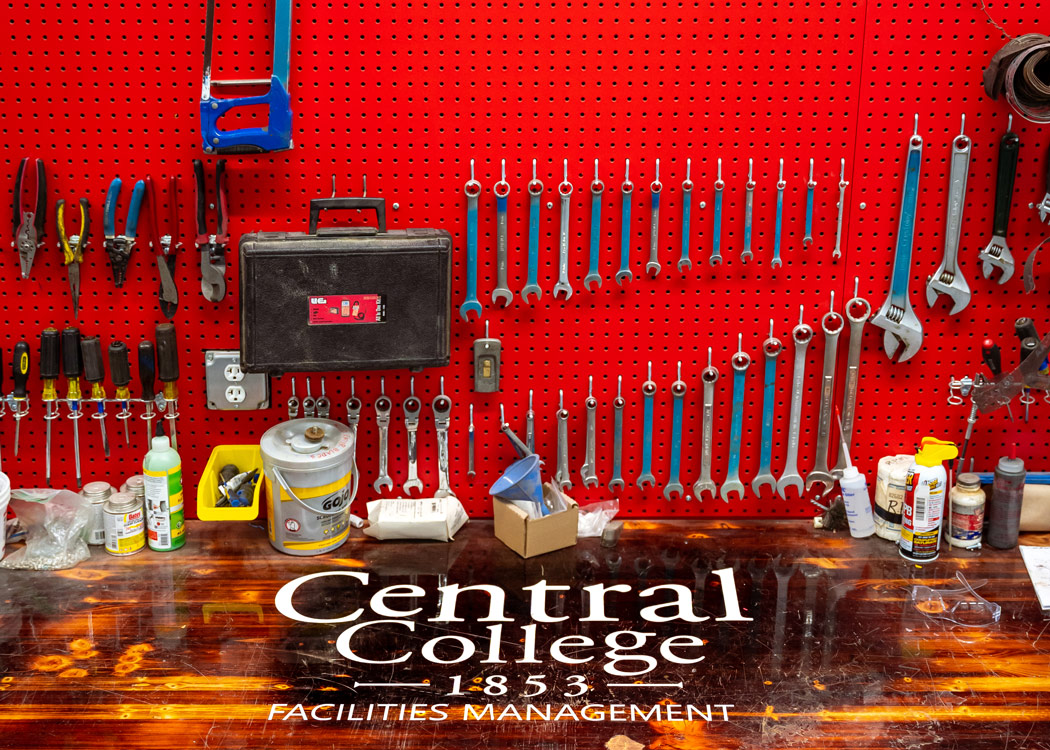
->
[1, 1, 1048, 519]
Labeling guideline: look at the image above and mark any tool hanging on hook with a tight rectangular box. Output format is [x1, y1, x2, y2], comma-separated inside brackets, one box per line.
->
[13, 157, 46, 280]
[146, 175, 180, 319]
[56, 197, 90, 318]
[103, 177, 145, 288]
[194, 159, 229, 303]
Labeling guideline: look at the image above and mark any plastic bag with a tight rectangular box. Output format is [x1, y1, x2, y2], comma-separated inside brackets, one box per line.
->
[0, 489, 92, 570]
[578, 499, 620, 538]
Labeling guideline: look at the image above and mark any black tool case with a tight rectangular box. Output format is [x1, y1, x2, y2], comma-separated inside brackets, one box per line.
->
[239, 197, 452, 374]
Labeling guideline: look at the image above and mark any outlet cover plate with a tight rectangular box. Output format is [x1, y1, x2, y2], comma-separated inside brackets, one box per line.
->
[205, 350, 270, 410]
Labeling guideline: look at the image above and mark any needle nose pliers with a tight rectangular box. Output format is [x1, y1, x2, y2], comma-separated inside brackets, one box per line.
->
[103, 177, 145, 287]
[13, 157, 47, 279]
[56, 197, 91, 319]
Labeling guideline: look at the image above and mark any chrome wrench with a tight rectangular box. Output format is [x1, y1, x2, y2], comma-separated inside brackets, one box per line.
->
[803, 158, 815, 249]
[554, 160, 574, 300]
[679, 158, 693, 271]
[525, 389, 535, 454]
[492, 159, 513, 307]
[664, 361, 686, 501]
[979, 116, 1019, 284]
[711, 158, 724, 266]
[616, 159, 634, 286]
[742, 159, 755, 263]
[286, 376, 299, 420]
[581, 376, 599, 488]
[751, 320, 782, 498]
[585, 159, 604, 291]
[771, 159, 785, 269]
[636, 362, 656, 489]
[647, 158, 662, 277]
[833, 158, 848, 260]
[316, 378, 331, 419]
[433, 378, 455, 498]
[522, 160, 543, 303]
[555, 390, 572, 490]
[302, 378, 315, 418]
[721, 334, 751, 502]
[833, 281, 870, 479]
[460, 160, 483, 322]
[468, 404, 476, 479]
[373, 379, 394, 494]
[346, 378, 362, 484]
[777, 306, 813, 499]
[403, 378, 424, 495]
[926, 116, 972, 314]
[805, 294, 844, 494]
[609, 375, 625, 492]
[872, 115, 924, 362]
[692, 348, 719, 501]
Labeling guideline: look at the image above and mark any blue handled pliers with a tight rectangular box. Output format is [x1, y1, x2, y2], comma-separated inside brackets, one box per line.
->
[103, 177, 145, 288]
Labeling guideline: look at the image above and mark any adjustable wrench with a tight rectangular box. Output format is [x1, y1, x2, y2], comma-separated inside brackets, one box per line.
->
[692, 348, 719, 501]
[979, 117, 1019, 284]
[721, 335, 751, 502]
[926, 116, 972, 314]
[777, 307, 813, 499]
[803, 158, 815, 249]
[833, 158, 848, 260]
[460, 160, 483, 322]
[609, 375, 625, 492]
[373, 379, 394, 494]
[492, 159, 513, 307]
[522, 160, 543, 303]
[585, 159, 604, 291]
[711, 158, 724, 266]
[525, 389, 536, 454]
[751, 320, 782, 498]
[554, 160, 574, 300]
[664, 362, 686, 501]
[555, 390, 572, 490]
[636, 362, 657, 489]
[616, 159, 634, 286]
[872, 116, 924, 362]
[805, 296, 843, 494]
[833, 283, 870, 479]
[679, 158, 694, 271]
[771, 158, 785, 269]
[403, 378, 424, 495]
[433, 378, 456, 498]
[581, 377, 599, 488]
[647, 159, 662, 277]
[742, 159, 755, 263]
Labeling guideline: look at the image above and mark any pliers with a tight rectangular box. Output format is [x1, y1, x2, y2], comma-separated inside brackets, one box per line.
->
[193, 159, 229, 302]
[13, 157, 46, 279]
[103, 177, 145, 288]
[56, 198, 91, 319]
[145, 175, 180, 319]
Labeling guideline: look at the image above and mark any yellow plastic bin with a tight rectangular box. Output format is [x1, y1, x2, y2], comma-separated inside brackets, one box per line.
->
[197, 445, 263, 521]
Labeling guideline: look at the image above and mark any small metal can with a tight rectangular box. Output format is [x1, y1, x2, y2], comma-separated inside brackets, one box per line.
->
[124, 475, 146, 500]
[103, 491, 146, 557]
[82, 481, 113, 546]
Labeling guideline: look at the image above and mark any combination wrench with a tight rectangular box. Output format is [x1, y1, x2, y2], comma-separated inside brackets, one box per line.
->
[647, 159, 662, 277]
[522, 160, 543, 303]
[616, 159, 634, 286]
[316, 378, 331, 419]
[402, 378, 424, 495]
[776, 307, 813, 499]
[580, 376, 599, 488]
[433, 377, 456, 498]
[979, 115, 1019, 284]
[691, 348, 720, 501]
[460, 160, 483, 322]
[468, 403, 475, 479]
[721, 334, 751, 502]
[771, 158, 785, 269]
[742, 159, 755, 263]
[833, 158, 848, 260]
[345, 377, 362, 489]
[805, 294, 844, 494]
[585, 159, 604, 291]
[803, 158, 815, 249]
[711, 158, 724, 266]
[302, 379, 316, 418]
[492, 159, 513, 307]
[678, 158, 693, 271]
[751, 320, 782, 498]
[554, 160, 574, 300]
[833, 280, 870, 479]
[636, 362, 657, 489]
[287, 376, 299, 419]
[664, 361, 686, 501]
[525, 389, 535, 454]
[555, 390, 572, 490]
[609, 375, 625, 492]
[926, 115, 972, 314]
[373, 379, 394, 493]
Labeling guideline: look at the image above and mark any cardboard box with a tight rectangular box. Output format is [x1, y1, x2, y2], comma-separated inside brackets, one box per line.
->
[493, 484, 579, 558]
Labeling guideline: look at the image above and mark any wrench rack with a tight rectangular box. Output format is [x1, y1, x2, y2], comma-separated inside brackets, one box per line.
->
[1, 1, 1048, 518]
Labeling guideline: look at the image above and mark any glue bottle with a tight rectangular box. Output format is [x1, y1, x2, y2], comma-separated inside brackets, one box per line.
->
[899, 437, 958, 564]
[834, 416, 875, 538]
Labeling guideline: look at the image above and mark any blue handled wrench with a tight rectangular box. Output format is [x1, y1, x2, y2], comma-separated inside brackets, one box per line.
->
[711, 158, 724, 267]
[803, 158, 816, 249]
[771, 158, 785, 270]
[636, 362, 656, 489]
[664, 362, 686, 501]
[679, 158, 694, 271]
[616, 159, 634, 286]
[460, 160, 483, 322]
[721, 335, 751, 502]
[751, 320, 782, 498]
[522, 159, 543, 303]
[585, 159, 604, 291]
[492, 159, 513, 307]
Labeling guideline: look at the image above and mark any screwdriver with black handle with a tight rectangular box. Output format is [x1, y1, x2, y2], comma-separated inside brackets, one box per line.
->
[108, 341, 132, 446]
[155, 323, 179, 450]
[981, 338, 1015, 422]
[11, 340, 29, 457]
[80, 335, 110, 457]
[40, 328, 61, 486]
[138, 340, 156, 450]
[62, 327, 83, 488]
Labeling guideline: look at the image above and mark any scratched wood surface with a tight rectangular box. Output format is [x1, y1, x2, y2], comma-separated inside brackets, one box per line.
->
[1, 520, 1049, 749]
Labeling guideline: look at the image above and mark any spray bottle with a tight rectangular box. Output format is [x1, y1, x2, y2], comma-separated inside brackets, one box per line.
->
[899, 436, 958, 563]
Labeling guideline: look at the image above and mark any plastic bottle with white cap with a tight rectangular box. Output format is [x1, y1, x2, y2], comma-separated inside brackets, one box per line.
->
[836, 414, 875, 538]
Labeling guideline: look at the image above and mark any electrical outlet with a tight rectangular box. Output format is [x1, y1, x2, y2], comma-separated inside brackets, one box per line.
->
[205, 351, 269, 410]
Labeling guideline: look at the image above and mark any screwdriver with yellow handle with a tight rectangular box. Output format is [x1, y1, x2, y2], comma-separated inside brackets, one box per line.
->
[10, 340, 30, 457]
[108, 341, 132, 446]
[40, 328, 61, 486]
[80, 335, 110, 458]
[61, 326, 83, 488]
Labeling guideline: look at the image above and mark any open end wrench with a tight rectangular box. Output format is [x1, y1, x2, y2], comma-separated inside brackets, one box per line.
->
[373, 379, 394, 494]
[647, 158, 662, 277]
[803, 158, 815, 249]
[742, 159, 754, 263]
[833, 158, 848, 260]
[525, 389, 536, 454]
[871, 115, 924, 362]
[403, 378, 424, 496]
[554, 160, 574, 300]
[492, 159, 513, 307]
[636, 362, 656, 489]
[664, 361, 686, 501]
[751, 320, 782, 498]
[711, 158, 724, 266]
[721, 335, 750, 502]
[805, 295, 843, 494]
[692, 348, 720, 501]
[433, 378, 456, 498]
[771, 159, 785, 269]
[679, 158, 693, 271]
[926, 116, 972, 314]
[833, 283, 870, 479]
[522, 159, 543, 303]
[460, 160, 483, 322]
[609, 375, 626, 492]
[979, 116, 1019, 284]
[581, 376, 599, 488]
[777, 307, 813, 499]
[616, 159, 634, 286]
[585, 159, 604, 291]
[555, 390, 572, 490]
[346, 377, 362, 478]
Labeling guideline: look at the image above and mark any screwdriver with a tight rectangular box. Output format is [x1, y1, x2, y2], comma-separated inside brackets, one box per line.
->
[138, 341, 156, 450]
[108, 341, 132, 446]
[80, 335, 110, 457]
[981, 338, 1015, 422]
[40, 328, 60, 486]
[62, 327, 83, 488]
[155, 323, 179, 450]
[11, 340, 29, 457]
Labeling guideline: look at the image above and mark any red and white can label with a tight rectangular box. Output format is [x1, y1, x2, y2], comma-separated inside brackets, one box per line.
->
[308, 294, 386, 325]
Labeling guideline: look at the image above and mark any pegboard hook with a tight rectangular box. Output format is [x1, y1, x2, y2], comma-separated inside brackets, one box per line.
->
[624, 158, 631, 183]
[594, 159, 600, 182]
[439, 376, 446, 397]
[685, 158, 691, 182]
[616, 374, 622, 399]
[588, 375, 594, 398]
[409, 376, 415, 397]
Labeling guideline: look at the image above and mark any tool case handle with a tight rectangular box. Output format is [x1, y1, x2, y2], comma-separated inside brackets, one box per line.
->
[308, 197, 387, 235]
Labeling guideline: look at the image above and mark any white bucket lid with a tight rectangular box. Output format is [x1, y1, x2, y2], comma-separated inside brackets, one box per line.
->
[260, 419, 354, 473]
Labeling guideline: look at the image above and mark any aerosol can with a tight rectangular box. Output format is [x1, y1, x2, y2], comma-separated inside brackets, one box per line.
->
[899, 437, 958, 563]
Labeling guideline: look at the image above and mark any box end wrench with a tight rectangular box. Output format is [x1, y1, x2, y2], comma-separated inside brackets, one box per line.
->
[741, 159, 754, 264]
[646, 158, 662, 278]
[402, 377, 424, 496]
[636, 361, 656, 489]
[616, 159, 634, 287]
[581, 376, 599, 488]
[805, 294, 843, 494]
[979, 116, 1019, 284]
[433, 377, 456, 498]
[373, 378, 394, 494]
[691, 348, 719, 501]
[460, 160, 483, 322]
[710, 158, 724, 267]
[678, 158, 693, 272]
[832, 282, 870, 479]
[553, 160, 574, 300]
[585, 159, 604, 291]
[555, 390, 572, 491]
[721, 334, 751, 502]
[664, 361, 686, 501]
[522, 159, 543, 304]
[925, 116, 972, 315]
[492, 159, 513, 308]
[777, 306, 813, 500]
[751, 321, 782, 498]
[609, 375, 625, 492]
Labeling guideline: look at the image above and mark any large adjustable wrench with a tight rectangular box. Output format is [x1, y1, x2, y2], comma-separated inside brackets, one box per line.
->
[752, 322, 782, 498]
[979, 118, 1019, 284]
[555, 390, 572, 490]
[805, 299, 843, 494]
[833, 288, 870, 478]
[664, 362, 686, 500]
[492, 159, 513, 307]
[373, 381, 394, 494]
[580, 377, 599, 488]
[691, 349, 719, 501]
[721, 336, 751, 502]
[403, 379, 424, 495]
[636, 363, 657, 489]
[522, 160, 543, 303]
[433, 380, 455, 498]
[926, 117, 972, 314]
[647, 160, 663, 277]
[609, 377, 626, 492]
[554, 160, 574, 300]
[777, 308, 813, 499]
[872, 117, 923, 362]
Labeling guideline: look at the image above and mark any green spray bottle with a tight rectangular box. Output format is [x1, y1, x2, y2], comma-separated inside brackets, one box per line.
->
[143, 435, 186, 551]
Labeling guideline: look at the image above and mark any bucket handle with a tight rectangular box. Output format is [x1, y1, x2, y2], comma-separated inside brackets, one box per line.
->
[271, 465, 364, 528]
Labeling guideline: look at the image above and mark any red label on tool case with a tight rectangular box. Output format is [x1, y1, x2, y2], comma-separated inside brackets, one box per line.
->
[308, 295, 386, 325]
